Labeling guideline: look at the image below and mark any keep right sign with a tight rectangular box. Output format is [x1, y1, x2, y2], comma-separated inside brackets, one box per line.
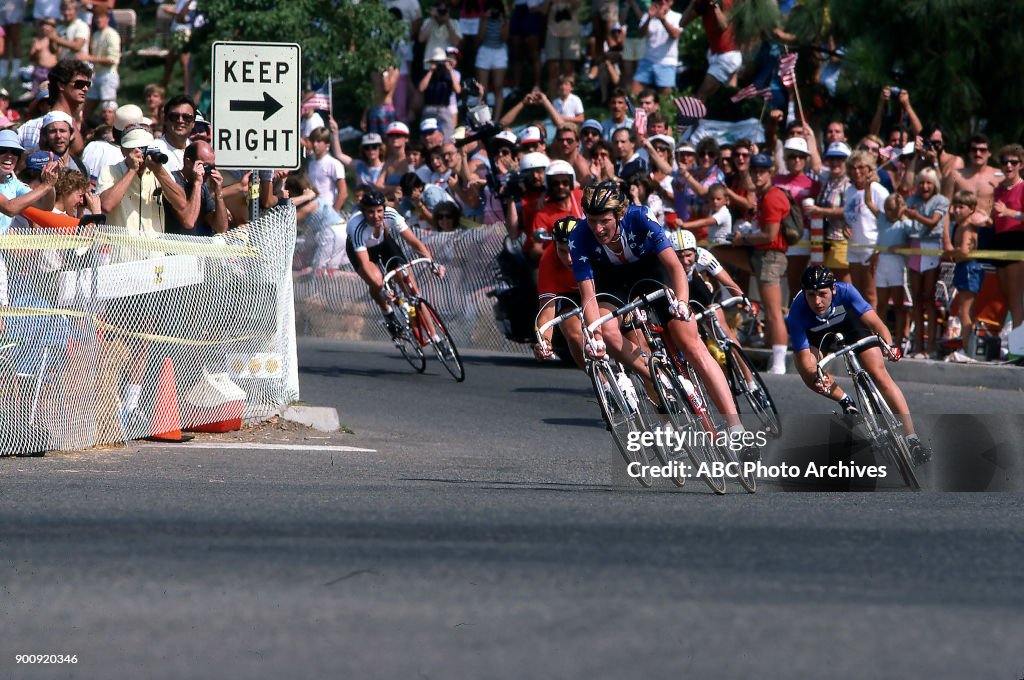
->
[211, 41, 302, 170]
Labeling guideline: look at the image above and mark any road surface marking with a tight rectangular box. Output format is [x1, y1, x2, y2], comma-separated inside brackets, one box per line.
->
[146, 442, 377, 453]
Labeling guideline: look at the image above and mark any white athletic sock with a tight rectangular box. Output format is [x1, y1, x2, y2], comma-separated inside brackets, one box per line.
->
[771, 344, 787, 364]
[122, 384, 142, 412]
[747, 380, 759, 392]
[728, 423, 746, 435]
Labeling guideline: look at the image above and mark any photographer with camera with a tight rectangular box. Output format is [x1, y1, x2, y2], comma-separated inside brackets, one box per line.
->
[418, 2, 463, 70]
[869, 85, 923, 150]
[419, 48, 462, 141]
[162, 140, 229, 237]
[98, 127, 186, 236]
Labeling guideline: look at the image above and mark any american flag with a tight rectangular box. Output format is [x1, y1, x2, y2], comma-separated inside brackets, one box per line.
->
[673, 96, 707, 124]
[730, 84, 772, 103]
[778, 53, 798, 88]
[302, 83, 332, 113]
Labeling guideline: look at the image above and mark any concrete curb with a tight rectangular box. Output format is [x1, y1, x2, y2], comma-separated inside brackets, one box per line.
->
[745, 349, 1024, 391]
[280, 405, 341, 432]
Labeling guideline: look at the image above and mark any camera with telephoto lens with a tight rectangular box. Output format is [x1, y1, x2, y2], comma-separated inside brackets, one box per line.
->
[889, 86, 902, 96]
[203, 162, 216, 174]
[144, 147, 168, 164]
[499, 170, 526, 204]
[554, 6, 571, 21]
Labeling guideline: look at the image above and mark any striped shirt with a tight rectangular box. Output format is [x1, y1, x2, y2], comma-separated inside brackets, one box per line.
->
[346, 206, 409, 252]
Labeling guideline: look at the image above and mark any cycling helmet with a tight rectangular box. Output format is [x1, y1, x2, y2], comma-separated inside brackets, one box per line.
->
[545, 159, 576, 182]
[665, 229, 697, 252]
[520, 152, 550, 172]
[581, 179, 625, 215]
[359, 189, 387, 207]
[801, 264, 836, 290]
[550, 216, 579, 244]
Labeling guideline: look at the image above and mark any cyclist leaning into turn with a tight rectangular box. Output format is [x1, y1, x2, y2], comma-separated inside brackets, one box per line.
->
[787, 265, 932, 464]
[345, 190, 444, 337]
[569, 179, 760, 461]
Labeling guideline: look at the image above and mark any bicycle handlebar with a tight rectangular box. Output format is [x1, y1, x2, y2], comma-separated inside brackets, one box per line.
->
[692, 295, 748, 323]
[815, 334, 892, 379]
[381, 257, 438, 287]
[535, 305, 586, 344]
[586, 288, 674, 335]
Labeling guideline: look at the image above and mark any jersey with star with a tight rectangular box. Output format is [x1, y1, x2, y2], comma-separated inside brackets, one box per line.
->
[568, 205, 671, 283]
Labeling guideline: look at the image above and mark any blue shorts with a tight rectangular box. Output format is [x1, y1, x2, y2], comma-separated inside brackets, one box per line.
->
[953, 259, 983, 294]
[633, 59, 676, 89]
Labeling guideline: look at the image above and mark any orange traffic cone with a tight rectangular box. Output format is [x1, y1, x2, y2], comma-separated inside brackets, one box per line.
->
[22, 206, 81, 234]
[145, 358, 193, 443]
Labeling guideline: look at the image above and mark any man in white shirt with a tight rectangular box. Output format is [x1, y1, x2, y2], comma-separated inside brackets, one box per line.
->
[149, 94, 196, 172]
[46, 0, 89, 60]
[631, 0, 681, 96]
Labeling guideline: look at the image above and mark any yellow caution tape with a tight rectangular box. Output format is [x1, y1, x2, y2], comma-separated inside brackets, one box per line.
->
[0, 231, 257, 258]
[700, 239, 1024, 261]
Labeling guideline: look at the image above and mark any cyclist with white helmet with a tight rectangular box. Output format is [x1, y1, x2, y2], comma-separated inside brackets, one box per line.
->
[571, 179, 760, 459]
[788, 264, 932, 464]
[504, 151, 550, 260]
[346, 189, 444, 336]
[534, 215, 586, 368]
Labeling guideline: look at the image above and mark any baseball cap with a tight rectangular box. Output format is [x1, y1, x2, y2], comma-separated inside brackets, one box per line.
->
[102, 100, 119, 112]
[749, 153, 773, 169]
[783, 137, 810, 155]
[42, 110, 74, 129]
[121, 128, 155, 149]
[113, 104, 144, 131]
[517, 125, 542, 145]
[0, 88, 9, 99]
[676, 143, 697, 155]
[581, 119, 602, 134]
[445, 46, 460, 58]
[385, 121, 410, 136]
[824, 141, 852, 158]
[0, 129, 24, 152]
[420, 117, 440, 134]
[648, 134, 675, 150]
[26, 151, 54, 171]
[361, 132, 383, 146]
[494, 130, 517, 146]
[427, 46, 447, 63]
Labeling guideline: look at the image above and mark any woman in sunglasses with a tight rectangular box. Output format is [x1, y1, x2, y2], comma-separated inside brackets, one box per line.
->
[992, 144, 1024, 330]
[673, 136, 724, 241]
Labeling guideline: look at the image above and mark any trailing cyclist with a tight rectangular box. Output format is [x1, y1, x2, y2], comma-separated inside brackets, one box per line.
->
[787, 264, 932, 464]
[534, 213, 586, 369]
[570, 179, 760, 461]
[346, 190, 444, 337]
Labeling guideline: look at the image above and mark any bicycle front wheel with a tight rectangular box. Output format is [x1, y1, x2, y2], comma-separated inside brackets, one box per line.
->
[392, 305, 426, 373]
[855, 373, 920, 490]
[417, 299, 465, 382]
[668, 361, 727, 495]
[726, 344, 781, 438]
[588, 361, 652, 487]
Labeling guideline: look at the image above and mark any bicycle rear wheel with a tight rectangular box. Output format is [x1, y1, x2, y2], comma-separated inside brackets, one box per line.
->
[417, 299, 465, 382]
[648, 359, 687, 487]
[588, 360, 652, 487]
[726, 344, 781, 438]
[855, 373, 920, 490]
[392, 305, 426, 373]
[668, 360, 728, 495]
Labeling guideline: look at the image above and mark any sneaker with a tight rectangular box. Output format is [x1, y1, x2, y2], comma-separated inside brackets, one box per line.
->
[842, 401, 860, 416]
[384, 313, 402, 338]
[945, 350, 972, 363]
[752, 386, 771, 410]
[909, 352, 928, 360]
[907, 435, 932, 466]
[767, 361, 785, 375]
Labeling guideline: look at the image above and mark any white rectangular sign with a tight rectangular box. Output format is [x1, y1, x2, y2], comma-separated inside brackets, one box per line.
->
[211, 41, 301, 170]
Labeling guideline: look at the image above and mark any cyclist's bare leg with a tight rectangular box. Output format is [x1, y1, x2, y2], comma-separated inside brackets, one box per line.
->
[399, 269, 439, 338]
[356, 264, 391, 313]
[860, 346, 914, 436]
[562, 317, 586, 370]
[602, 315, 652, 382]
[669, 316, 741, 428]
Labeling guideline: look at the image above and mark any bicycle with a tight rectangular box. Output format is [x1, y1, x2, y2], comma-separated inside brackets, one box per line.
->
[381, 257, 466, 382]
[692, 295, 781, 438]
[613, 285, 747, 494]
[814, 333, 921, 490]
[537, 295, 661, 488]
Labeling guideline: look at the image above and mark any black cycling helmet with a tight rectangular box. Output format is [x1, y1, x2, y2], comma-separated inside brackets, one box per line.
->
[550, 216, 578, 244]
[801, 265, 836, 290]
[581, 179, 625, 215]
[359, 189, 387, 207]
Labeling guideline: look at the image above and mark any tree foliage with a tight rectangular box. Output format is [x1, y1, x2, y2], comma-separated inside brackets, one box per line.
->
[192, 0, 406, 118]
[782, 0, 1024, 144]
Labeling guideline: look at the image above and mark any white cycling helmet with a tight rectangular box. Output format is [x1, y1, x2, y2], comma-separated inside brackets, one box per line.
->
[544, 159, 576, 182]
[666, 229, 697, 252]
[520, 152, 550, 172]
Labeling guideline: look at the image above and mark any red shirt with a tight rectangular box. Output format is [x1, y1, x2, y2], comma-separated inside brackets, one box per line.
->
[703, 0, 738, 54]
[537, 242, 578, 297]
[755, 186, 790, 252]
[532, 189, 584, 237]
[993, 181, 1024, 235]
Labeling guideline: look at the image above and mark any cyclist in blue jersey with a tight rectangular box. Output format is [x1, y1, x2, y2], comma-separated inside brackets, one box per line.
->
[346, 190, 443, 336]
[789, 265, 932, 463]
[571, 179, 759, 458]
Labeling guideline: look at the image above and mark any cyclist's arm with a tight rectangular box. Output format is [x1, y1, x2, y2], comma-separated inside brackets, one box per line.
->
[399, 226, 432, 260]
[712, 267, 744, 297]
[658, 246, 690, 304]
[578, 277, 602, 340]
[535, 298, 558, 345]
[859, 308, 893, 346]
[793, 348, 822, 389]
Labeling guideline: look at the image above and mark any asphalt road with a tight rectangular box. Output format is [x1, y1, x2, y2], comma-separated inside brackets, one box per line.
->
[2, 338, 1023, 679]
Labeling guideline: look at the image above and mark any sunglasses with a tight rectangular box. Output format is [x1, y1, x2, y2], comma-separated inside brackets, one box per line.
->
[167, 112, 196, 124]
[0, 147, 22, 156]
[558, 137, 577, 144]
[784, 154, 807, 161]
[496, 147, 512, 156]
[520, 144, 540, 152]
[970, 146, 989, 154]
[653, 146, 670, 153]
[364, 145, 382, 151]
[1002, 159, 1021, 166]
[734, 152, 750, 158]
[582, 129, 600, 136]
[548, 178, 572, 186]
[698, 151, 717, 158]
[69, 78, 91, 89]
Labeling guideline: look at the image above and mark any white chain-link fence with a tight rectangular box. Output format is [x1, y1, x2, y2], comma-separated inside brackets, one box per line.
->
[0, 205, 298, 456]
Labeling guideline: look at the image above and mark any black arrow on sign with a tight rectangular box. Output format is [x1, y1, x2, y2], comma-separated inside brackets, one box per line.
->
[229, 92, 284, 120]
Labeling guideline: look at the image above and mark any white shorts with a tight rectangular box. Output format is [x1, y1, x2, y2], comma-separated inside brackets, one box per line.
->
[623, 37, 645, 62]
[87, 71, 120, 101]
[847, 244, 876, 265]
[875, 253, 907, 288]
[707, 50, 742, 84]
[475, 45, 508, 71]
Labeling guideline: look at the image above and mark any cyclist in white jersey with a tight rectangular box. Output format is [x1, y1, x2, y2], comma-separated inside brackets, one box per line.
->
[346, 190, 444, 335]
